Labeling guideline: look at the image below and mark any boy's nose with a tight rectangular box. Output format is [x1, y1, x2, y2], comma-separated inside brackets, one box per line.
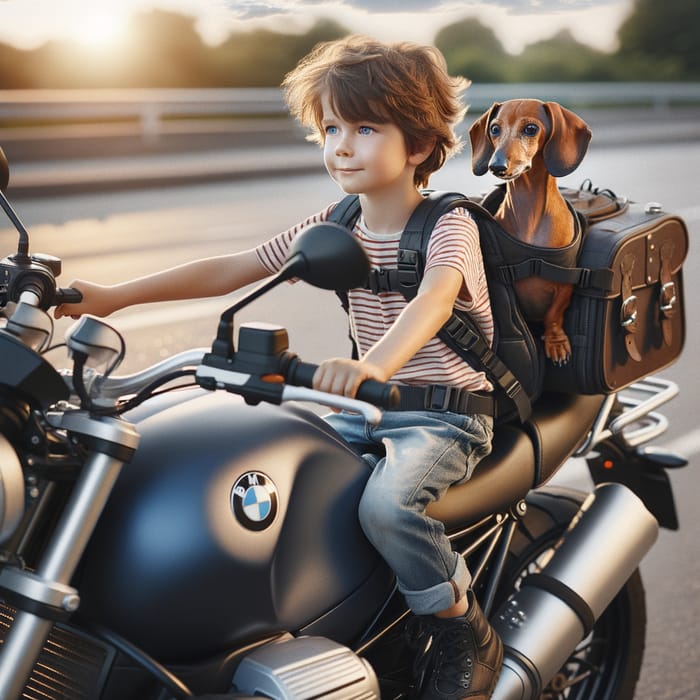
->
[335, 136, 353, 156]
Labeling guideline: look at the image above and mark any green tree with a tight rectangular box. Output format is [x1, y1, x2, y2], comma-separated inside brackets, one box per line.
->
[0, 44, 35, 89]
[23, 41, 94, 89]
[513, 30, 616, 82]
[120, 10, 213, 87]
[435, 18, 509, 83]
[616, 0, 699, 79]
[211, 19, 347, 87]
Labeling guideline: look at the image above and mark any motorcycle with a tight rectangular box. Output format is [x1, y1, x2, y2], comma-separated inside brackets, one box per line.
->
[0, 143, 689, 700]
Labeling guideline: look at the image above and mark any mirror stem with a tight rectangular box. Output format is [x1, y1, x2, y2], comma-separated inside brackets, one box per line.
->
[0, 192, 30, 261]
[211, 266, 295, 357]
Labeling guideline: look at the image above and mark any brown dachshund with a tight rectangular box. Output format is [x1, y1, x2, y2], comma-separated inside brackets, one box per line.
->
[469, 99, 591, 364]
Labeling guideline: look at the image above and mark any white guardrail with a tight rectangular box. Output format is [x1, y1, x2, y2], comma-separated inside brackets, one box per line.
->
[0, 83, 698, 141]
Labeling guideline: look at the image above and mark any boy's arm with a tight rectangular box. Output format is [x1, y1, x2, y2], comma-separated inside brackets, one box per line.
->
[54, 249, 269, 319]
[313, 265, 463, 397]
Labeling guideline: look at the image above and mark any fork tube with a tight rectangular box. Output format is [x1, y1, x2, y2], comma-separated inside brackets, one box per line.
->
[36, 450, 124, 583]
[0, 416, 138, 699]
[0, 613, 54, 699]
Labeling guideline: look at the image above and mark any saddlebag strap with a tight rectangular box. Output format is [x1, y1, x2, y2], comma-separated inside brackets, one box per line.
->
[395, 384, 495, 415]
[659, 241, 677, 347]
[620, 253, 641, 362]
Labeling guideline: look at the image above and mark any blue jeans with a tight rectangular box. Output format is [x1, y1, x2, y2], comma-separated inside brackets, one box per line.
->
[323, 409, 493, 616]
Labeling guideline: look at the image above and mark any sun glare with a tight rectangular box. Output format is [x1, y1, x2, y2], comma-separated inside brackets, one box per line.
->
[71, 12, 127, 50]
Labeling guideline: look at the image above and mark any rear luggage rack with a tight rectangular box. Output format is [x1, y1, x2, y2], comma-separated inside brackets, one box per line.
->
[576, 375, 678, 455]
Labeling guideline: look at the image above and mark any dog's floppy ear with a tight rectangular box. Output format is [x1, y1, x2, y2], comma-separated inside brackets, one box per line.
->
[469, 102, 501, 176]
[542, 102, 592, 177]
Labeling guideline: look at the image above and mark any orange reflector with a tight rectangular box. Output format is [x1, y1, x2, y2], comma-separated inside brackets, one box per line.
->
[603, 459, 614, 470]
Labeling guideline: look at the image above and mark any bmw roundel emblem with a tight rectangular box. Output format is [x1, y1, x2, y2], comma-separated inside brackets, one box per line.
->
[231, 472, 278, 531]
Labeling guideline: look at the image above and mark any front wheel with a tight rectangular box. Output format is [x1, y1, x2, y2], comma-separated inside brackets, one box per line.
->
[496, 486, 646, 700]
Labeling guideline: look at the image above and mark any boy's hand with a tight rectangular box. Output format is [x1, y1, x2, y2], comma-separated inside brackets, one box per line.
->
[313, 358, 387, 399]
[54, 280, 118, 320]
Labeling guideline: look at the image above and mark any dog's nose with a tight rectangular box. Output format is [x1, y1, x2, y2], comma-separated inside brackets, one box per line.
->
[489, 161, 508, 177]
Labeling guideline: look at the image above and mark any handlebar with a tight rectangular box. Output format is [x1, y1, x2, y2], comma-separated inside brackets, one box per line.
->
[286, 358, 400, 410]
[0, 260, 82, 310]
[86, 349, 208, 399]
[54, 287, 83, 305]
[67, 346, 399, 424]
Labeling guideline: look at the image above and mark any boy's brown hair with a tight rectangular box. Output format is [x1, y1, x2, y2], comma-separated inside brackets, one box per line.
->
[283, 35, 469, 188]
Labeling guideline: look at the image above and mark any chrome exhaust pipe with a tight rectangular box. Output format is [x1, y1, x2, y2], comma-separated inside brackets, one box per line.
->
[490, 483, 658, 700]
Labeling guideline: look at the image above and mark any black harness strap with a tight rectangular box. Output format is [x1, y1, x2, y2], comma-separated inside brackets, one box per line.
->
[329, 195, 363, 358]
[399, 192, 533, 421]
[439, 312, 532, 422]
[329, 191, 531, 420]
[328, 193, 362, 230]
[397, 384, 496, 415]
[497, 258, 615, 292]
[481, 189, 616, 293]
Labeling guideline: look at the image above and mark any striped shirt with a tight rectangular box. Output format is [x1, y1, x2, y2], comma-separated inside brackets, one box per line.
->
[255, 203, 494, 392]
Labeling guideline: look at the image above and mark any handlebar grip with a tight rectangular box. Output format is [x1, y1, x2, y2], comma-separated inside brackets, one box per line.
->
[288, 360, 317, 388]
[287, 360, 400, 410]
[54, 287, 83, 305]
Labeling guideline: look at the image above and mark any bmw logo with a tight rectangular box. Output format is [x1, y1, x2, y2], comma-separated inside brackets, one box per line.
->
[231, 472, 278, 531]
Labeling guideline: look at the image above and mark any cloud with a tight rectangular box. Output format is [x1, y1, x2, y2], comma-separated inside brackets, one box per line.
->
[221, 0, 326, 19]
[203, 0, 630, 53]
[222, 0, 621, 19]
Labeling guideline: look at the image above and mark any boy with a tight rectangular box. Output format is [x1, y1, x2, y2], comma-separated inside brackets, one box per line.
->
[55, 35, 503, 700]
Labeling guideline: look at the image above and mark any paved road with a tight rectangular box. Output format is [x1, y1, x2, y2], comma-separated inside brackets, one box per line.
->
[1, 123, 699, 698]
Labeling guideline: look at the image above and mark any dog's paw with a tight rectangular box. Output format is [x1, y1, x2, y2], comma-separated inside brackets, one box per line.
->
[544, 334, 572, 366]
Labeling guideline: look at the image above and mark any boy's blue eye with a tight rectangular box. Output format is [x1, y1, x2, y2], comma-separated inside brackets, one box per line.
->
[359, 126, 374, 135]
[325, 125, 338, 135]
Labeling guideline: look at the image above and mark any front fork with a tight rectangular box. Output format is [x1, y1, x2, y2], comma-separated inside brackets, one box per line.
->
[0, 412, 138, 699]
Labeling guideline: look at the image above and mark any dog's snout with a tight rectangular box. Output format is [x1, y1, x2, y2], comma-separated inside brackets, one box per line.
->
[489, 159, 508, 177]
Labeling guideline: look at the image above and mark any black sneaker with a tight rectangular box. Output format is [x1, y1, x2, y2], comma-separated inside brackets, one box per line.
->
[409, 590, 503, 700]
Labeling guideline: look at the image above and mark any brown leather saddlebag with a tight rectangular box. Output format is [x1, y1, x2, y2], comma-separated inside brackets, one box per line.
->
[544, 200, 688, 394]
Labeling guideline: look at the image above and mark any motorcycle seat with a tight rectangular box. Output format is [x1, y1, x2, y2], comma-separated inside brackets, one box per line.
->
[429, 391, 606, 533]
[428, 423, 536, 531]
[524, 391, 606, 485]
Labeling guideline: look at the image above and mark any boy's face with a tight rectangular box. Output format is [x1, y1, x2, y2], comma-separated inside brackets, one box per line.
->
[320, 93, 419, 197]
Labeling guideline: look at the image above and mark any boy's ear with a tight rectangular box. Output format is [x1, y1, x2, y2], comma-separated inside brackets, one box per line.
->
[409, 137, 437, 166]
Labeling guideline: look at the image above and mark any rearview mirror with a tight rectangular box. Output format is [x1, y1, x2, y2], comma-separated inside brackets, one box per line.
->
[210, 222, 370, 357]
[282, 223, 369, 291]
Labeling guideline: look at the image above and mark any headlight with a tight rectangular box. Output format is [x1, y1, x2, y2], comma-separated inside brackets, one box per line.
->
[0, 434, 24, 543]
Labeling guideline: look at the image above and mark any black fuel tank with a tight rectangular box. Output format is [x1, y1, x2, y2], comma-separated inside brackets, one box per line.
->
[78, 389, 388, 661]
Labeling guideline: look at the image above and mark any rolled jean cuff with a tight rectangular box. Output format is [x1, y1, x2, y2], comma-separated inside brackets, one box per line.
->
[398, 554, 471, 615]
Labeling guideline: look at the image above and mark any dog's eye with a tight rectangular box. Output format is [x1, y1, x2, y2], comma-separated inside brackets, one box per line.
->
[523, 123, 539, 137]
[489, 123, 501, 137]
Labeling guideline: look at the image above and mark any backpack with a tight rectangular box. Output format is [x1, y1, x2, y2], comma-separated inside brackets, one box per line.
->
[328, 191, 543, 423]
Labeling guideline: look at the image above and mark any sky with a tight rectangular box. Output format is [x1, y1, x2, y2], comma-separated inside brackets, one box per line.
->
[0, 0, 634, 55]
